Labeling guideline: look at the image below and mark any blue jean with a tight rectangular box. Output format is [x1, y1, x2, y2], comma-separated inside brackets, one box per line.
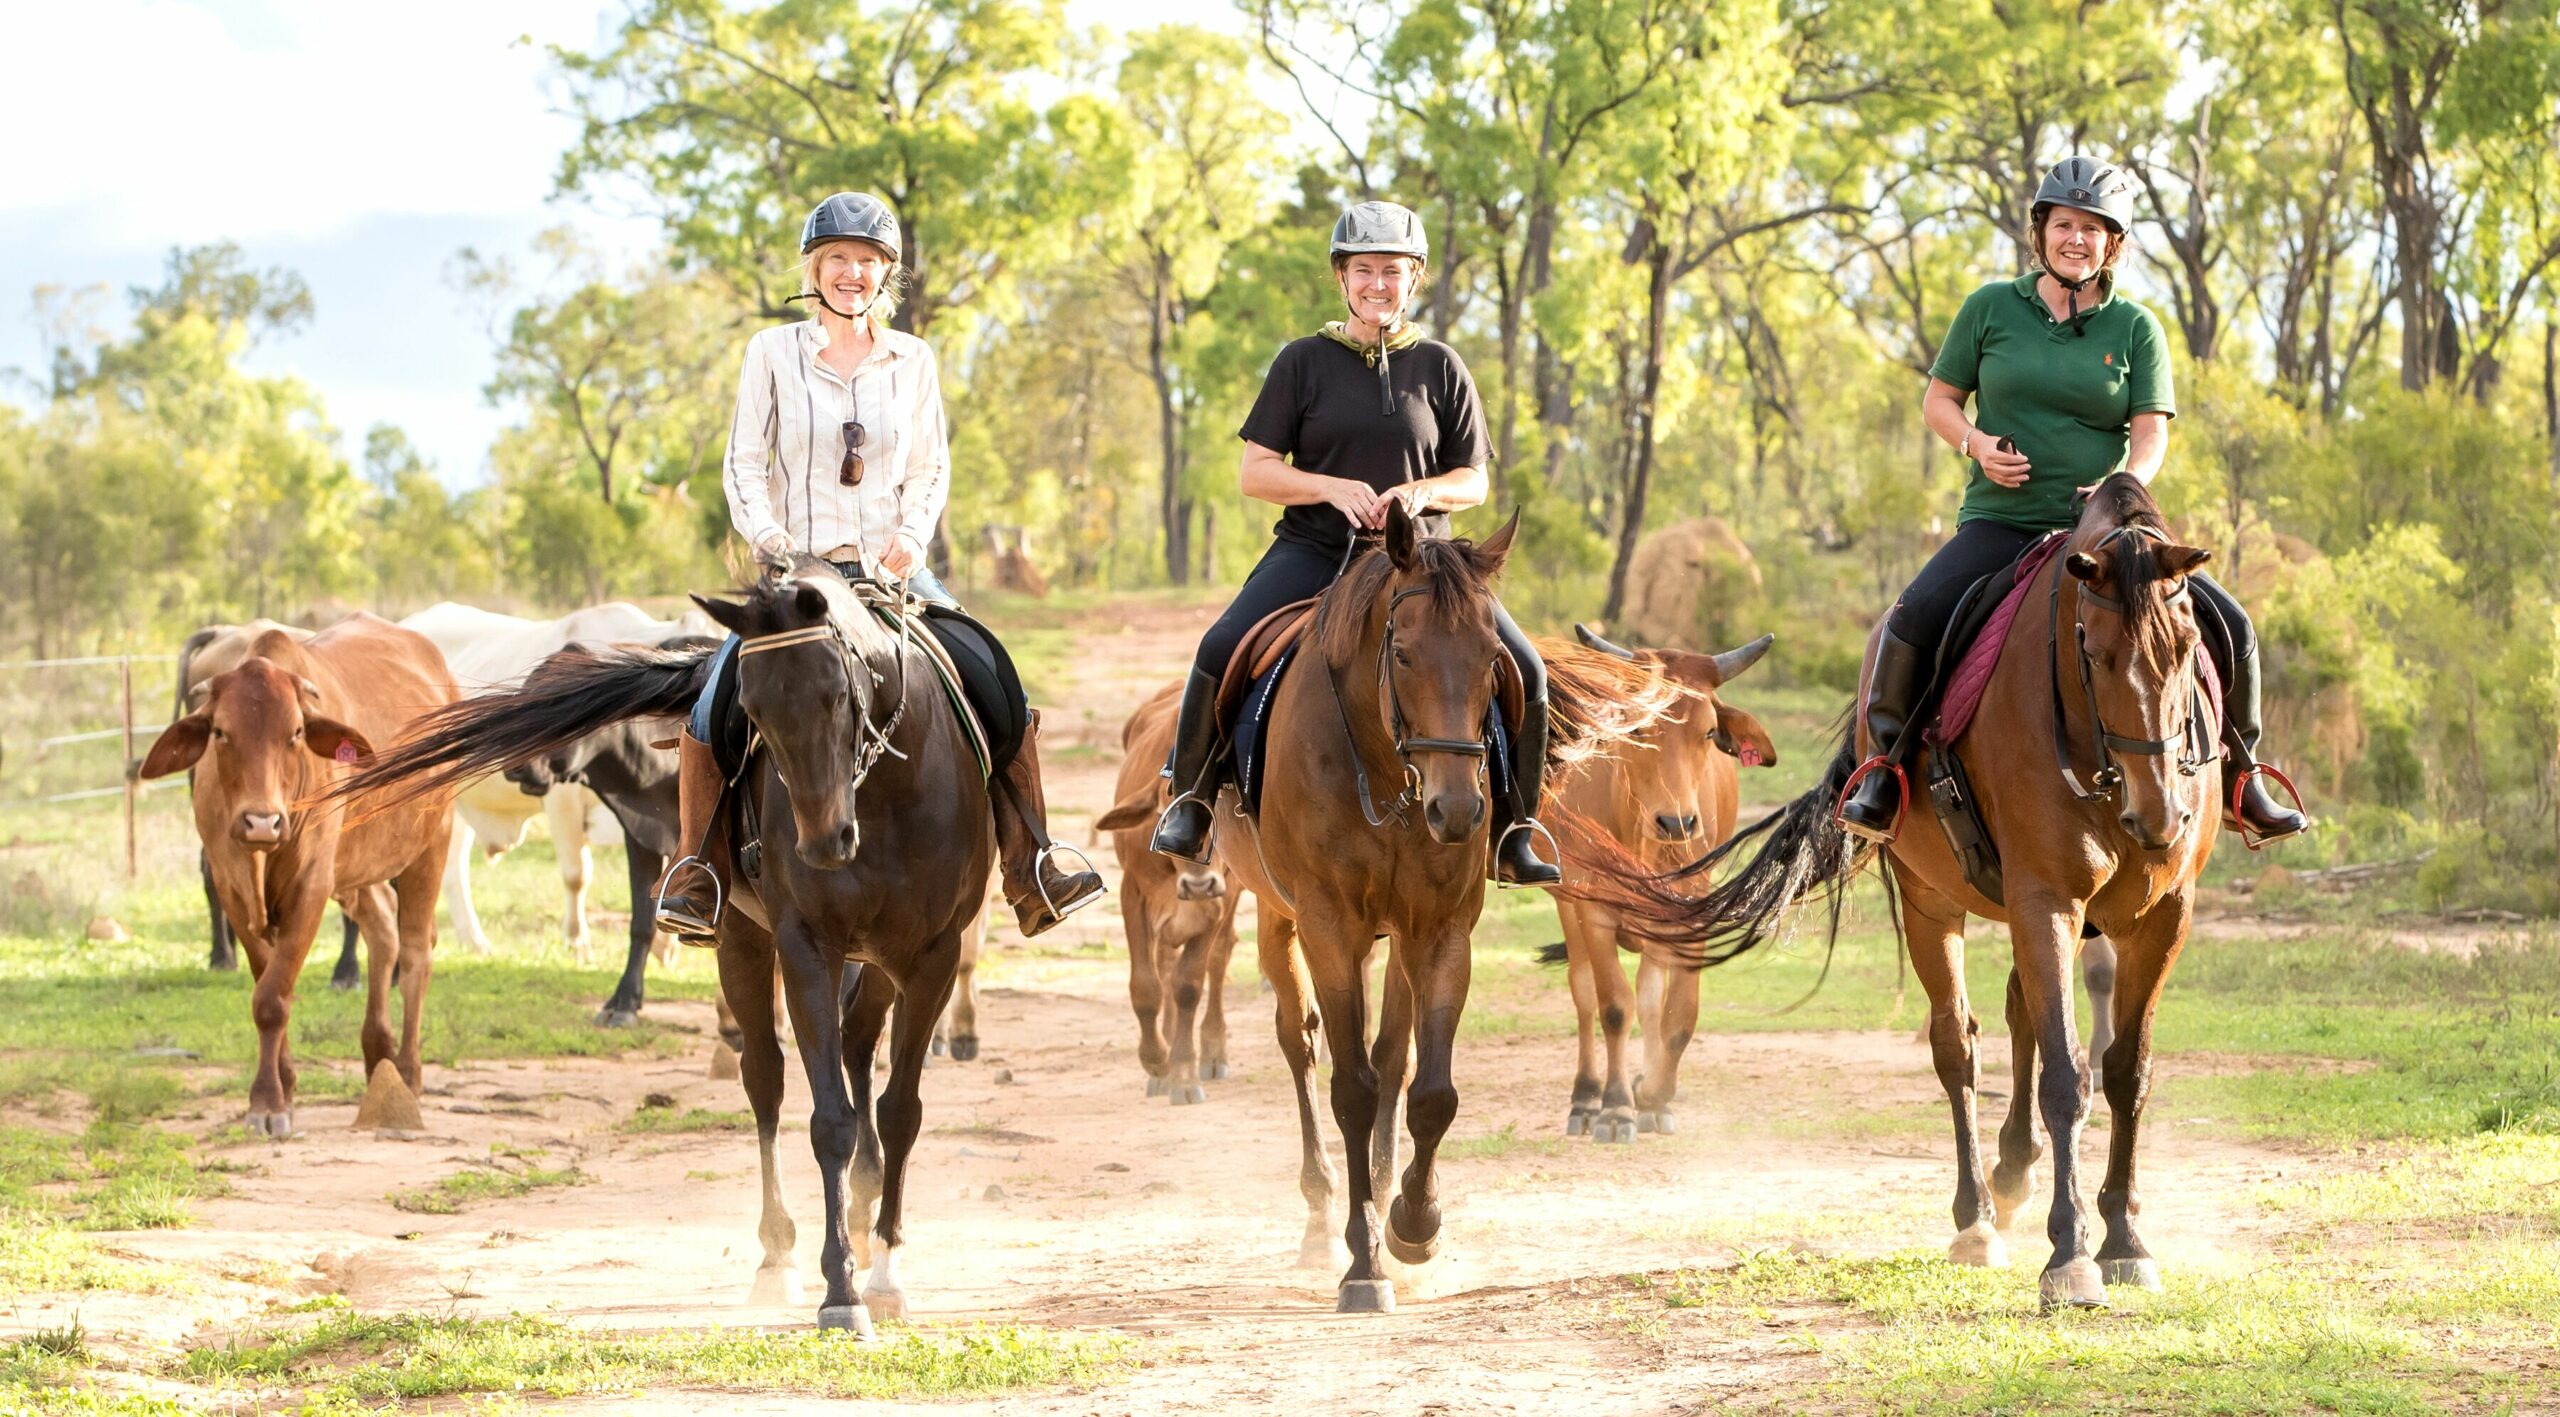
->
[689, 562, 958, 740]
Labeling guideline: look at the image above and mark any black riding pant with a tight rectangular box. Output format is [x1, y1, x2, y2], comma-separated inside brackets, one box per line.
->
[1193, 537, 1547, 707]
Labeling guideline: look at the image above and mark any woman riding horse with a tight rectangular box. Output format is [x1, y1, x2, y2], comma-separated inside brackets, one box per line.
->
[656, 192, 1105, 940]
[1149, 201, 1561, 887]
[1835, 156, 2309, 847]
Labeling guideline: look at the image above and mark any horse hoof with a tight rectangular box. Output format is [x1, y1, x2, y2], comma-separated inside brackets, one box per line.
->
[1595, 1112, 1636, 1144]
[1947, 1224, 2009, 1268]
[2038, 1258, 2108, 1312]
[749, 1265, 802, 1307]
[2100, 1257, 2161, 1291]
[1145, 1075, 1166, 1098]
[1386, 1196, 1439, 1264]
[1336, 1279, 1396, 1314]
[1172, 1083, 1206, 1106]
[593, 1007, 638, 1029]
[247, 1109, 293, 1140]
[949, 1036, 978, 1063]
[861, 1286, 907, 1323]
[930, 1036, 947, 1058]
[1637, 1110, 1675, 1135]
[1204, 1061, 1229, 1081]
[816, 1303, 877, 1339]
[1564, 1109, 1594, 1138]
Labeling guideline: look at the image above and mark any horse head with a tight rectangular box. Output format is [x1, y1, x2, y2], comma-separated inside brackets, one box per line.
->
[1317, 501, 1518, 848]
[2063, 475, 2216, 853]
[695, 559, 892, 871]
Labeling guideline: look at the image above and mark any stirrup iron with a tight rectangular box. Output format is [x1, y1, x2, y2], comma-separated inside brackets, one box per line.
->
[1492, 818, 1561, 890]
[655, 854, 724, 941]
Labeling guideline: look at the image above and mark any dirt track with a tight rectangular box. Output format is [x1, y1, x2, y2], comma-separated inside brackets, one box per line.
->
[43, 599, 2353, 1413]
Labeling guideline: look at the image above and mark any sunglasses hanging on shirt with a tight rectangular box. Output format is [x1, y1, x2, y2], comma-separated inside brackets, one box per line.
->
[839, 419, 866, 487]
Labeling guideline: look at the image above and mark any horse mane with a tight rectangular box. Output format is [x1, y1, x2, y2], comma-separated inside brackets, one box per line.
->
[729, 555, 896, 653]
[1312, 536, 1500, 668]
[2073, 472, 2175, 640]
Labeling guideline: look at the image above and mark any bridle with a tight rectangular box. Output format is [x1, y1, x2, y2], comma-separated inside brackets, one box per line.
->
[2047, 525, 2214, 803]
[1324, 582, 1492, 829]
[736, 580, 916, 812]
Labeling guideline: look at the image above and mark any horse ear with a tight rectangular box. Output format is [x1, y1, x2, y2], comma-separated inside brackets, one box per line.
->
[792, 581, 831, 622]
[1383, 498, 1418, 569]
[2066, 552, 2102, 582]
[692, 593, 752, 638]
[1474, 508, 1522, 570]
[2156, 544, 2213, 578]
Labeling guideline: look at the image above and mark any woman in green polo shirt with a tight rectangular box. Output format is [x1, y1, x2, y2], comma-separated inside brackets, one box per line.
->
[1835, 155, 2308, 846]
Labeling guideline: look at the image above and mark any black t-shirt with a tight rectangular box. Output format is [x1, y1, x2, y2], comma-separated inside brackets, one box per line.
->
[1236, 334, 1492, 556]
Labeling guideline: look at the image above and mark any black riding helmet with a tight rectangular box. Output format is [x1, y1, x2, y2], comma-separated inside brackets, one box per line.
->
[2029, 157, 2135, 334]
[801, 192, 901, 260]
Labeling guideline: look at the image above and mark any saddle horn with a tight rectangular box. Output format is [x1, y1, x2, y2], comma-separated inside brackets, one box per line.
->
[1709, 633, 1776, 684]
[1573, 623, 1637, 660]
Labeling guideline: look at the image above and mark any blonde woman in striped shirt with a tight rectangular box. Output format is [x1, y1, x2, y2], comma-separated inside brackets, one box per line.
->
[658, 193, 1104, 941]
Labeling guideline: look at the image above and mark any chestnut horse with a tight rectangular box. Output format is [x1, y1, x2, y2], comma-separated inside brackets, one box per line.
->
[1581, 475, 2222, 1311]
[1217, 503, 1677, 1311]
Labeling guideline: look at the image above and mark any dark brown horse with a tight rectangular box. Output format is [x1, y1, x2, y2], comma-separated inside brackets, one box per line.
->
[1217, 504, 1678, 1310]
[1579, 475, 2222, 1311]
[329, 559, 991, 1336]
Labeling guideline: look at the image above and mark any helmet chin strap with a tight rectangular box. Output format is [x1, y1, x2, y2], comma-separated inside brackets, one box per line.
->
[1349, 290, 1407, 417]
[788, 288, 872, 323]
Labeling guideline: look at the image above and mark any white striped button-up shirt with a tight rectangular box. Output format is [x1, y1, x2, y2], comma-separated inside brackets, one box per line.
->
[723, 319, 951, 562]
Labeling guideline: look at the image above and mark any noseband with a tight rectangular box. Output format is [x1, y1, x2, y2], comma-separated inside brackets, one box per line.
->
[2047, 525, 2213, 803]
[1326, 582, 1491, 828]
[736, 582, 915, 808]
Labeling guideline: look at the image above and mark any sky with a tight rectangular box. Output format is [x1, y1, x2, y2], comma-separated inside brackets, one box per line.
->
[0, 0, 1261, 489]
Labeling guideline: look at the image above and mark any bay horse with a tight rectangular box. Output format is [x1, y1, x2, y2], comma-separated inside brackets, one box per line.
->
[329, 558, 991, 1336]
[1217, 503, 1678, 1311]
[1577, 474, 2221, 1310]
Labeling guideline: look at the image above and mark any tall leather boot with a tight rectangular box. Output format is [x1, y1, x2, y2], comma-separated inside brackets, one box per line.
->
[2219, 639, 2310, 845]
[995, 709, 1106, 936]
[1148, 668, 1223, 863]
[655, 730, 726, 945]
[1491, 692, 1562, 887]
[1837, 627, 1930, 843]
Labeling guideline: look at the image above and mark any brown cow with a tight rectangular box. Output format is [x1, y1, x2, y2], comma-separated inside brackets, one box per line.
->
[1548, 625, 1778, 1142]
[139, 615, 459, 1138]
[1093, 681, 1238, 1106]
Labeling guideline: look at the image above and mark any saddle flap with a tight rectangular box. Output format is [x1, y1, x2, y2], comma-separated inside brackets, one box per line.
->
[1217, 597, 1319, 736]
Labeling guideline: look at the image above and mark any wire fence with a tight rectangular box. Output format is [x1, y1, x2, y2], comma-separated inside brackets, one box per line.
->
[0, 653, 180, 878]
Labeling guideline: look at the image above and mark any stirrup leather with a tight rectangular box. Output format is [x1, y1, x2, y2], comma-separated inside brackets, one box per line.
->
[1492, 818, 1561, 890]
[2226, 762, 2308, 851]
[1835, 757, 1910, 844]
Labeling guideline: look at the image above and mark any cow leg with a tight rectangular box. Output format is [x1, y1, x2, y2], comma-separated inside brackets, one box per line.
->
[1260, 913, 1337, 1268]
[866, 940, 957, 1326]
[1164, 915, 1220, 1107]
[203, 851, 236, 972]
[1125, 906, 1170, 1094]
[1556, 905, 1604, 1137]
[443, 817, 492, 955]
[1632, 949, 1700, 1135]
[389, 832, 447, 1095]
[545, 789, 592, 964]
[346, 883, 402, 1082]
[717, 914, 798, 1306]
[935, 901, 983, 1062]
[245, 885, 328, 1138]
[598, 835, 662, 1028]
[1589, 922, 1639, 1145]
[1200, 905, 1236, 1081]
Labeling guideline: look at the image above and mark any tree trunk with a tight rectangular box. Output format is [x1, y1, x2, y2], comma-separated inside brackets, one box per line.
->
[1601, 235, 1673, 625]
[1150, 264, 1189, 586]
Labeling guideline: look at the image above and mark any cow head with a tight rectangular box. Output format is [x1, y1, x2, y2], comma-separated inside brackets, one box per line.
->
[1573, 624, 1779, 847]
[139, 657, 373, 850]
[1096, 781, 1227, 900]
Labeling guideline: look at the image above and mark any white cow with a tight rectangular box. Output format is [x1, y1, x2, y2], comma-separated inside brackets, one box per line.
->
[396, 602, 712, 961]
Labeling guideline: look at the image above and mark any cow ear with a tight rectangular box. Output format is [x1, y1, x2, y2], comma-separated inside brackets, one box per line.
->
[2066, 551, 2103, 582]
[303, 716, 375, 767]
[1092, 784, 1164, 834]
[693, 594, 752, 638]
[139, 714, 212, 779]
[1711, 703, 1778, 769]
[2155, 543, 2213, 579]
[1383, 497, 1418, 569]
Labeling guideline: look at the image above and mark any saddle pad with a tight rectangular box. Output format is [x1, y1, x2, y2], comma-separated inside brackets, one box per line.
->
[1927, 534, 2068, 747]
[1230, 641, 1300, 816]
[1218, 598, 1318, 735]
[869, 603, 997, 780]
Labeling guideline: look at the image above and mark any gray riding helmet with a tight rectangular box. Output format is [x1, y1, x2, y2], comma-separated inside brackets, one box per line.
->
[1330, 200, 1428, 262]
[801, 192, 902, 261]
[2031, 156, 2135, 234]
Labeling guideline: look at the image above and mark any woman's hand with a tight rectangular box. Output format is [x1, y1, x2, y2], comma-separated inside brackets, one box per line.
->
[1976, 435, 2033, 489]
[1321, 477, 1389, 529]
[877, 532, 924, 579]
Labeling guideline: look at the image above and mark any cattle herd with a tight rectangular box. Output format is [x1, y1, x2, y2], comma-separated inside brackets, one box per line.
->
[137, 595, 1783, 1315]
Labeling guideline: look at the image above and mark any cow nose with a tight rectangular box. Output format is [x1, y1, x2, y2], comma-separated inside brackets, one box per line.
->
[238, 811, 285, 845]
[1655, 812, 1699, 840]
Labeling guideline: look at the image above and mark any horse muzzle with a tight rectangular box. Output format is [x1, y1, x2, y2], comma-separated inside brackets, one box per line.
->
[1422, 789, 1484, 846]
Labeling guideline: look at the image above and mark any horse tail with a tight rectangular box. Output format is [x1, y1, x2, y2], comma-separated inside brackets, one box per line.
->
[318, 641, 716, 816]
[1541, 640, 1688, 775]
[1552, 719, 1872, 971]
[1534, 941, 1570, 966]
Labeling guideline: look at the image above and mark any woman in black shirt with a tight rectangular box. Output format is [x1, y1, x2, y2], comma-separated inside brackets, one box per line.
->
[1149, 201, 1559, 887]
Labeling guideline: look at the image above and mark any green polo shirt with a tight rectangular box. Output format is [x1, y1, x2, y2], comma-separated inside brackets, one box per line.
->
[1929, 274, 2176, 532]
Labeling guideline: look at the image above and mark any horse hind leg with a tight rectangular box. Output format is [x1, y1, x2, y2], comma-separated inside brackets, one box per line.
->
[864, 941, 958, 1326]
[1990, 967, 2047, 1232]
[1899, 876, 2005, 1270]
[2081, 934, 2118, 1097]
[719, 919, 799, 1307]
[1262, 915, 1339, 1269]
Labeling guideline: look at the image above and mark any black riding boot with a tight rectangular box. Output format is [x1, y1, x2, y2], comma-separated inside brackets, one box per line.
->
[1149, 668, 1223, 862]
[1492, 692, 1562, 887]
[2217, 634, 2310, 846]
[1837, 628, 1931, 843]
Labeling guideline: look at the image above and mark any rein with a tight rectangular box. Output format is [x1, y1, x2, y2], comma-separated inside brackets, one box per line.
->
[736, 582, 918, 815]
[2044, 525, 2213, 803]
[1323, 582, 1491, 829]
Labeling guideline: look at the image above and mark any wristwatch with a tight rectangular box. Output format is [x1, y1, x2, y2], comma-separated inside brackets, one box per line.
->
[1959, 428, 1976, 460]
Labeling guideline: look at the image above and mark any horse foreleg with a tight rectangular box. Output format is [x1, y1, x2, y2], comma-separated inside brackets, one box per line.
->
[1631, 949, 1698, 1135]
[2014, 899, 2102, 1310]
[773, 924, 866, 1334]
[1300, 912, 1388, 1311]
[1387, 930, 1470, 1268]
[2093, 904, 2188, 1294]
[838, 965, 894, 1271]
[717, 917, 798, 1307]
[867, 940, 957, 1325]
[1899, 875, 2002, 1269]
[1367, 947, 1415, 1208]
[1260, 914, 1337, 1268]
[1991, 967, 2046, 1230]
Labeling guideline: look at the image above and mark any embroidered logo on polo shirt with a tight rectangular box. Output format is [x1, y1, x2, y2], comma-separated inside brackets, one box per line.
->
[2103, 353, 2114, 366]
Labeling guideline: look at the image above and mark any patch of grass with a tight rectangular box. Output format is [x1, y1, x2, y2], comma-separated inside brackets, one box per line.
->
[2260, 1133, 2560, 1234]
[620, 1105, 753, 1135]
[1441, 1123, 1568, 1162]
[0, 1321, 88, 1387]
[179, 1309, 1133, 1403]
[0, 1211, 183, 1296]
[390, 1149, 589, 1215]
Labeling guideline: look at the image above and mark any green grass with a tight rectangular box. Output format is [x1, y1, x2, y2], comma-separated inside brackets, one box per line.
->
[175, 1309, 1133, 1405]
[389, 1147, 589, 1214]
[619, 1104, 754, 1135]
